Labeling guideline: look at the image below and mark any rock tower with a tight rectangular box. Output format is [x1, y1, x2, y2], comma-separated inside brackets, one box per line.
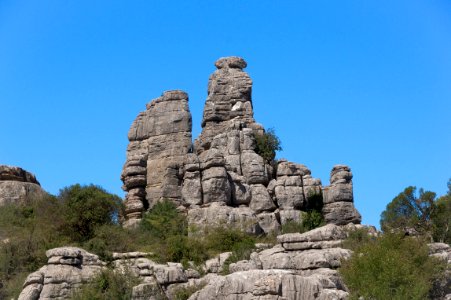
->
[121, 57, 361, 230]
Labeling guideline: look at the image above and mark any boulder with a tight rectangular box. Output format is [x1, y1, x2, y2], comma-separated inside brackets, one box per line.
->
[0, 165, 46, 206]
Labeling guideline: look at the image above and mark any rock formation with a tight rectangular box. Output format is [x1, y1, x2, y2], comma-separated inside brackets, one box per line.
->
[121, 57, 362, 231]
[18, 247, 105, 300]
[121, 90, 192, 227]
[18, 224, 377, 300]
[0, 165, 46, 206]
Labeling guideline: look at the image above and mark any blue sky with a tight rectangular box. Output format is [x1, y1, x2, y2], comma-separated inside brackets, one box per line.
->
[1, 1, 450, 228]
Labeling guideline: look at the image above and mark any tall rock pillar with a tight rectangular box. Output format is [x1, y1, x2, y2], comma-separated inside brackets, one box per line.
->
[121, 90, 192, 227]
[322, 165, 361, 225]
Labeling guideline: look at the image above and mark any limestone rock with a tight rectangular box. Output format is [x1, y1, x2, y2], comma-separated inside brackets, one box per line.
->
[119, 57, 363, 231]
[19, 247, 105, 300]
[187, 202, 262, 235]
[322, 165, 361, 226]
[323, 202, 361, 225]
[201, 166, 232, 205]
[121, 90, 192, 225]
[250, 184, 276, 213]
[0, 165, 46, 206]
[278, 224, 347, 244]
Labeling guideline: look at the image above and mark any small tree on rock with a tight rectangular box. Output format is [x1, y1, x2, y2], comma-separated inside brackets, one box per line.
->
[254, 127, 282, 164]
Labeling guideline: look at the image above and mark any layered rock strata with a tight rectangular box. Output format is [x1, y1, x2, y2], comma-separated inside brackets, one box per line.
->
[322, 166, 361, 225]
[121, 57, 362, 231]
[121, 90, 192, 227]
[0, 165, 46, 206]
[18, 247, 105, 300]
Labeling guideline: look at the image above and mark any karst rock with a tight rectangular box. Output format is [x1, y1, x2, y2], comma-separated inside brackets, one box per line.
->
[121, 57, 362, 231]
[0, 165, 46, 206]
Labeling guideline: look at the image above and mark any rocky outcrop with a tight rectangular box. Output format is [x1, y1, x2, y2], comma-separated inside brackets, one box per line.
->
[188, 224, 360, 300]
[18, 225, 364, 299]
[120, 57, 362, 232]
[0, 165, 46, 206]
[121, 90, 192, 227]
[18, 247, 105, 300]
[322, 166, 361, 225]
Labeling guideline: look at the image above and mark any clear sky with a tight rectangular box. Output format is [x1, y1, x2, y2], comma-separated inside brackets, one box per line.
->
[1, 1, 450, 228]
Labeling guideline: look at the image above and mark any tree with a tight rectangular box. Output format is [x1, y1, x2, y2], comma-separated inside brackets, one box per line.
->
[340, 233, 445, 300]
[431, 179, 451, 243]
[380, 186, 436, 240]
[254, 127, 282, 164]
[59, 184, 122, 242]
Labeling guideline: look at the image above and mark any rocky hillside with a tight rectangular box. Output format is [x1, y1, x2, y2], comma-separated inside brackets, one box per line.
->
[4, 57, 450, 300]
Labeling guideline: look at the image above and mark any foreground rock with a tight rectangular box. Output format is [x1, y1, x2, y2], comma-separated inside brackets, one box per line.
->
[120, 57, 362, 232]
[18, 247, 105, 300]
[18, 225, 358, 300]
[0, 165, 46, 206]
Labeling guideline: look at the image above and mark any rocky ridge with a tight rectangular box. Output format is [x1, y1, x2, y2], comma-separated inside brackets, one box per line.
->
[18, 224, 374, 300]
[0, 165, 46, 206]
[121, 57, 362, 231]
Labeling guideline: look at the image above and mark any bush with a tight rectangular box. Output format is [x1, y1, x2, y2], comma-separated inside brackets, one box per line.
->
[173, 282, 206, 300]
[71, 269, 140, 300]
[280, 210, 325, 234]
[0, 185, 123, 299]
[340, 233, 446, 300]
[140, 200, 187, 240]
[83, 225, 139, 262]
[254, 128, 282, 164]
[59, 184, 123, 242]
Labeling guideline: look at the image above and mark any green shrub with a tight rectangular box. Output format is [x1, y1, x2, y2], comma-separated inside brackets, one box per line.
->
[280, 219, 305, 234]
[340, 233, 446, 300]
[341, 227, 375, 251]
[71, 269, 140, 300]
[0, 185, 123, 299]
[140, 200, 187, 240]
[254, 128, 282, 164]
[173, 282, 206, 300]
[203, 226, 256, 254]
[83, 225, 139, 262]
[59, 184, 123, 242]
[280, 210, 325, 234]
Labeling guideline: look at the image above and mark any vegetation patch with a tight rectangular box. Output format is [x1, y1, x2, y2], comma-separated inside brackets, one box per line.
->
[340, 232, 446, 300]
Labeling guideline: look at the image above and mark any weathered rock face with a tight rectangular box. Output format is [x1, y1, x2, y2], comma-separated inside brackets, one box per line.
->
[188, 224, 362, 300]
[18, 247, 105, 300]
[120, 57, 362, 231]
[322, 166, 361, 225]
[0, 165, 46, 206]
[121, 90, 192, 227]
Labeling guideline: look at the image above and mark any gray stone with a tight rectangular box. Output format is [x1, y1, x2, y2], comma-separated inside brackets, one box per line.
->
[0, 165, 46, 206]
[241, 151, 268, 185]
[182, 171, 203, 206]
[257, 212, 281, 234]
[121, 90, 192, 224]
[201, 167, 232, 205]
[188, 203, 262, 235]
[278, 224, 347, 244]
[153, 263, 187, 285]
[323, 202, 362, 225]
[250, 184, 276, 213]
[19, 247, 105, 300]
[275, 185, 305, 209]
[322, 184, 353, 204]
